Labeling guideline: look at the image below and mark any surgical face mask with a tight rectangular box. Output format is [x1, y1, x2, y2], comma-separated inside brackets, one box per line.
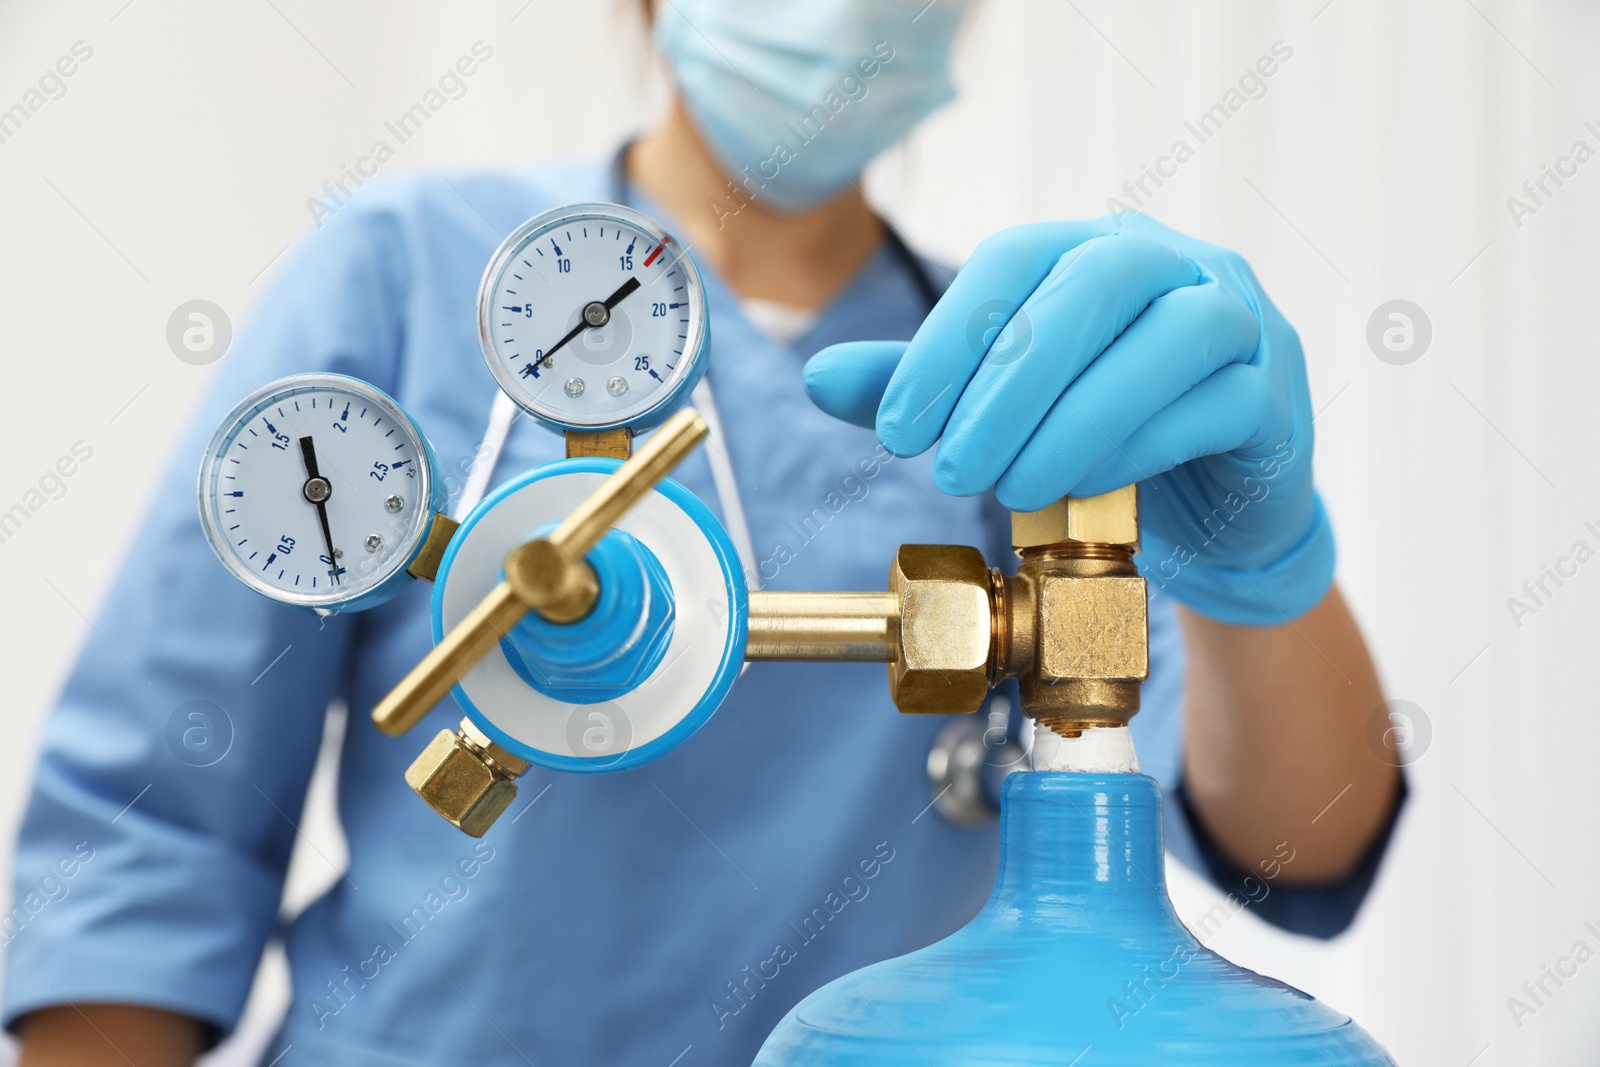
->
[656, 0, 968, 212]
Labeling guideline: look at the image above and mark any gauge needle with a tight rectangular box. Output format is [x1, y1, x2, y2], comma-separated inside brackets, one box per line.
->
[298, 435, 340, 585]
[538, 276, 642, 365]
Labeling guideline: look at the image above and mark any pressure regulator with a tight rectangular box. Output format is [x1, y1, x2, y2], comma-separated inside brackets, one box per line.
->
[198, 201, 1150, 837]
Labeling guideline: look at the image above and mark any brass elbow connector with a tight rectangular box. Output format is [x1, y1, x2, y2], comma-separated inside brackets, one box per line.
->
[1000, 486, 1149, 737]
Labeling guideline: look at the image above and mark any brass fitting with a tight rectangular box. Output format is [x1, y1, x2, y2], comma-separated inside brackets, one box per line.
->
[1000, 486, 1148, 737]
[886, 545, 995, 715]
[745, 591, 898, 661]
[745, 488, 1149, 736]
[404, 719, 531, 837]
[1012, 486, 1140, 549]
[564, 427, 634, 460]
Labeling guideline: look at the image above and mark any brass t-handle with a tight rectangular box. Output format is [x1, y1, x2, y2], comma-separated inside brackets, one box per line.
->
[371, 408, 709, 736]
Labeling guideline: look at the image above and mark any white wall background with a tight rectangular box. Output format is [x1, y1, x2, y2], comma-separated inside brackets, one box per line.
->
[1, 1, 1596, 1064]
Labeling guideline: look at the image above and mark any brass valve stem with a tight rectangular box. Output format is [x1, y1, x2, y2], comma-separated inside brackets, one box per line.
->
[1005, 542, 1144, 738]
[1004, 487, 1148, 739]
[745, 591, 899, 661]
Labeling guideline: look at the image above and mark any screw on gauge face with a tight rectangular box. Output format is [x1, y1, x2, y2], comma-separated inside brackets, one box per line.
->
[607, 376, 628, 396]
[385, 494, 404, 513]
[565, 378, 585, 397]
[333, 547, 344, 559]
[583, 301, 610, 327]
[365, 534, 383, 552]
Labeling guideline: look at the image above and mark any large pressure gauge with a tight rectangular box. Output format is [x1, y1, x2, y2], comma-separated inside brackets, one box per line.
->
[476, 202, 709, 433]
[196, 374, 447, 614]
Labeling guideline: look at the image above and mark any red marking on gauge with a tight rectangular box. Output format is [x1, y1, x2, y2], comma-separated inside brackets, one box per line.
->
[643, 238, 670, 268]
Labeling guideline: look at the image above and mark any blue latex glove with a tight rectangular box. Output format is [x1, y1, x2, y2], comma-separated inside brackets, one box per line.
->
[804, 214, 1335, 626]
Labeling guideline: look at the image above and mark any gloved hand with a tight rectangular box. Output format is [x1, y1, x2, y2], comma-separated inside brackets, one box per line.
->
[803, 213, 1335, 626]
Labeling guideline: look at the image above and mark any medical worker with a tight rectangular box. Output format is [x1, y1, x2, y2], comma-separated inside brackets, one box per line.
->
[8, 1, 1403, 1064]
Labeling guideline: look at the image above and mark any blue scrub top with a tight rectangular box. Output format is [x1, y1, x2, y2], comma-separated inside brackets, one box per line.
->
[2, 161, 1378, 1066]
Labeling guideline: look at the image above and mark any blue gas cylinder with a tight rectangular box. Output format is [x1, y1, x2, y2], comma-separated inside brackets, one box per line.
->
[756, 772, 1394, 1065]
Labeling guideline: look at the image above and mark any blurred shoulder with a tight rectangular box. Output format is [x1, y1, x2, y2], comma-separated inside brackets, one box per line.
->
[303, 158, 611, 251]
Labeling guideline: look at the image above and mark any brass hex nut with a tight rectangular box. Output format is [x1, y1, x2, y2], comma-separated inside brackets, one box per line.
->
[405, 729, 519, 838]
[1033, 570, 1149, 686]
[1013, 485, 1139, 552]
[887, 544, 994, 715]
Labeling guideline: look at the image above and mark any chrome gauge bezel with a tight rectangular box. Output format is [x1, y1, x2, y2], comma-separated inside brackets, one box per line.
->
[196, 373, 441, 613]
[475, 202, 709, 433]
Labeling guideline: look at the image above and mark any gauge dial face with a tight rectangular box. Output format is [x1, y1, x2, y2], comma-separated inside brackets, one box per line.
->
[197, 374, 438, 611]
[477, 203, 708, 431]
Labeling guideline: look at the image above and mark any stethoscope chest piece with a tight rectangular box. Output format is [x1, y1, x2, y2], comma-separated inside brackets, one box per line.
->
[925, 702, 1028, 825]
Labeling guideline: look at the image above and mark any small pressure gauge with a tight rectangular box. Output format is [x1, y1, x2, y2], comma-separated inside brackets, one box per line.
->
[197, 373, 447, 614]
[477, 203, 710, 433]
